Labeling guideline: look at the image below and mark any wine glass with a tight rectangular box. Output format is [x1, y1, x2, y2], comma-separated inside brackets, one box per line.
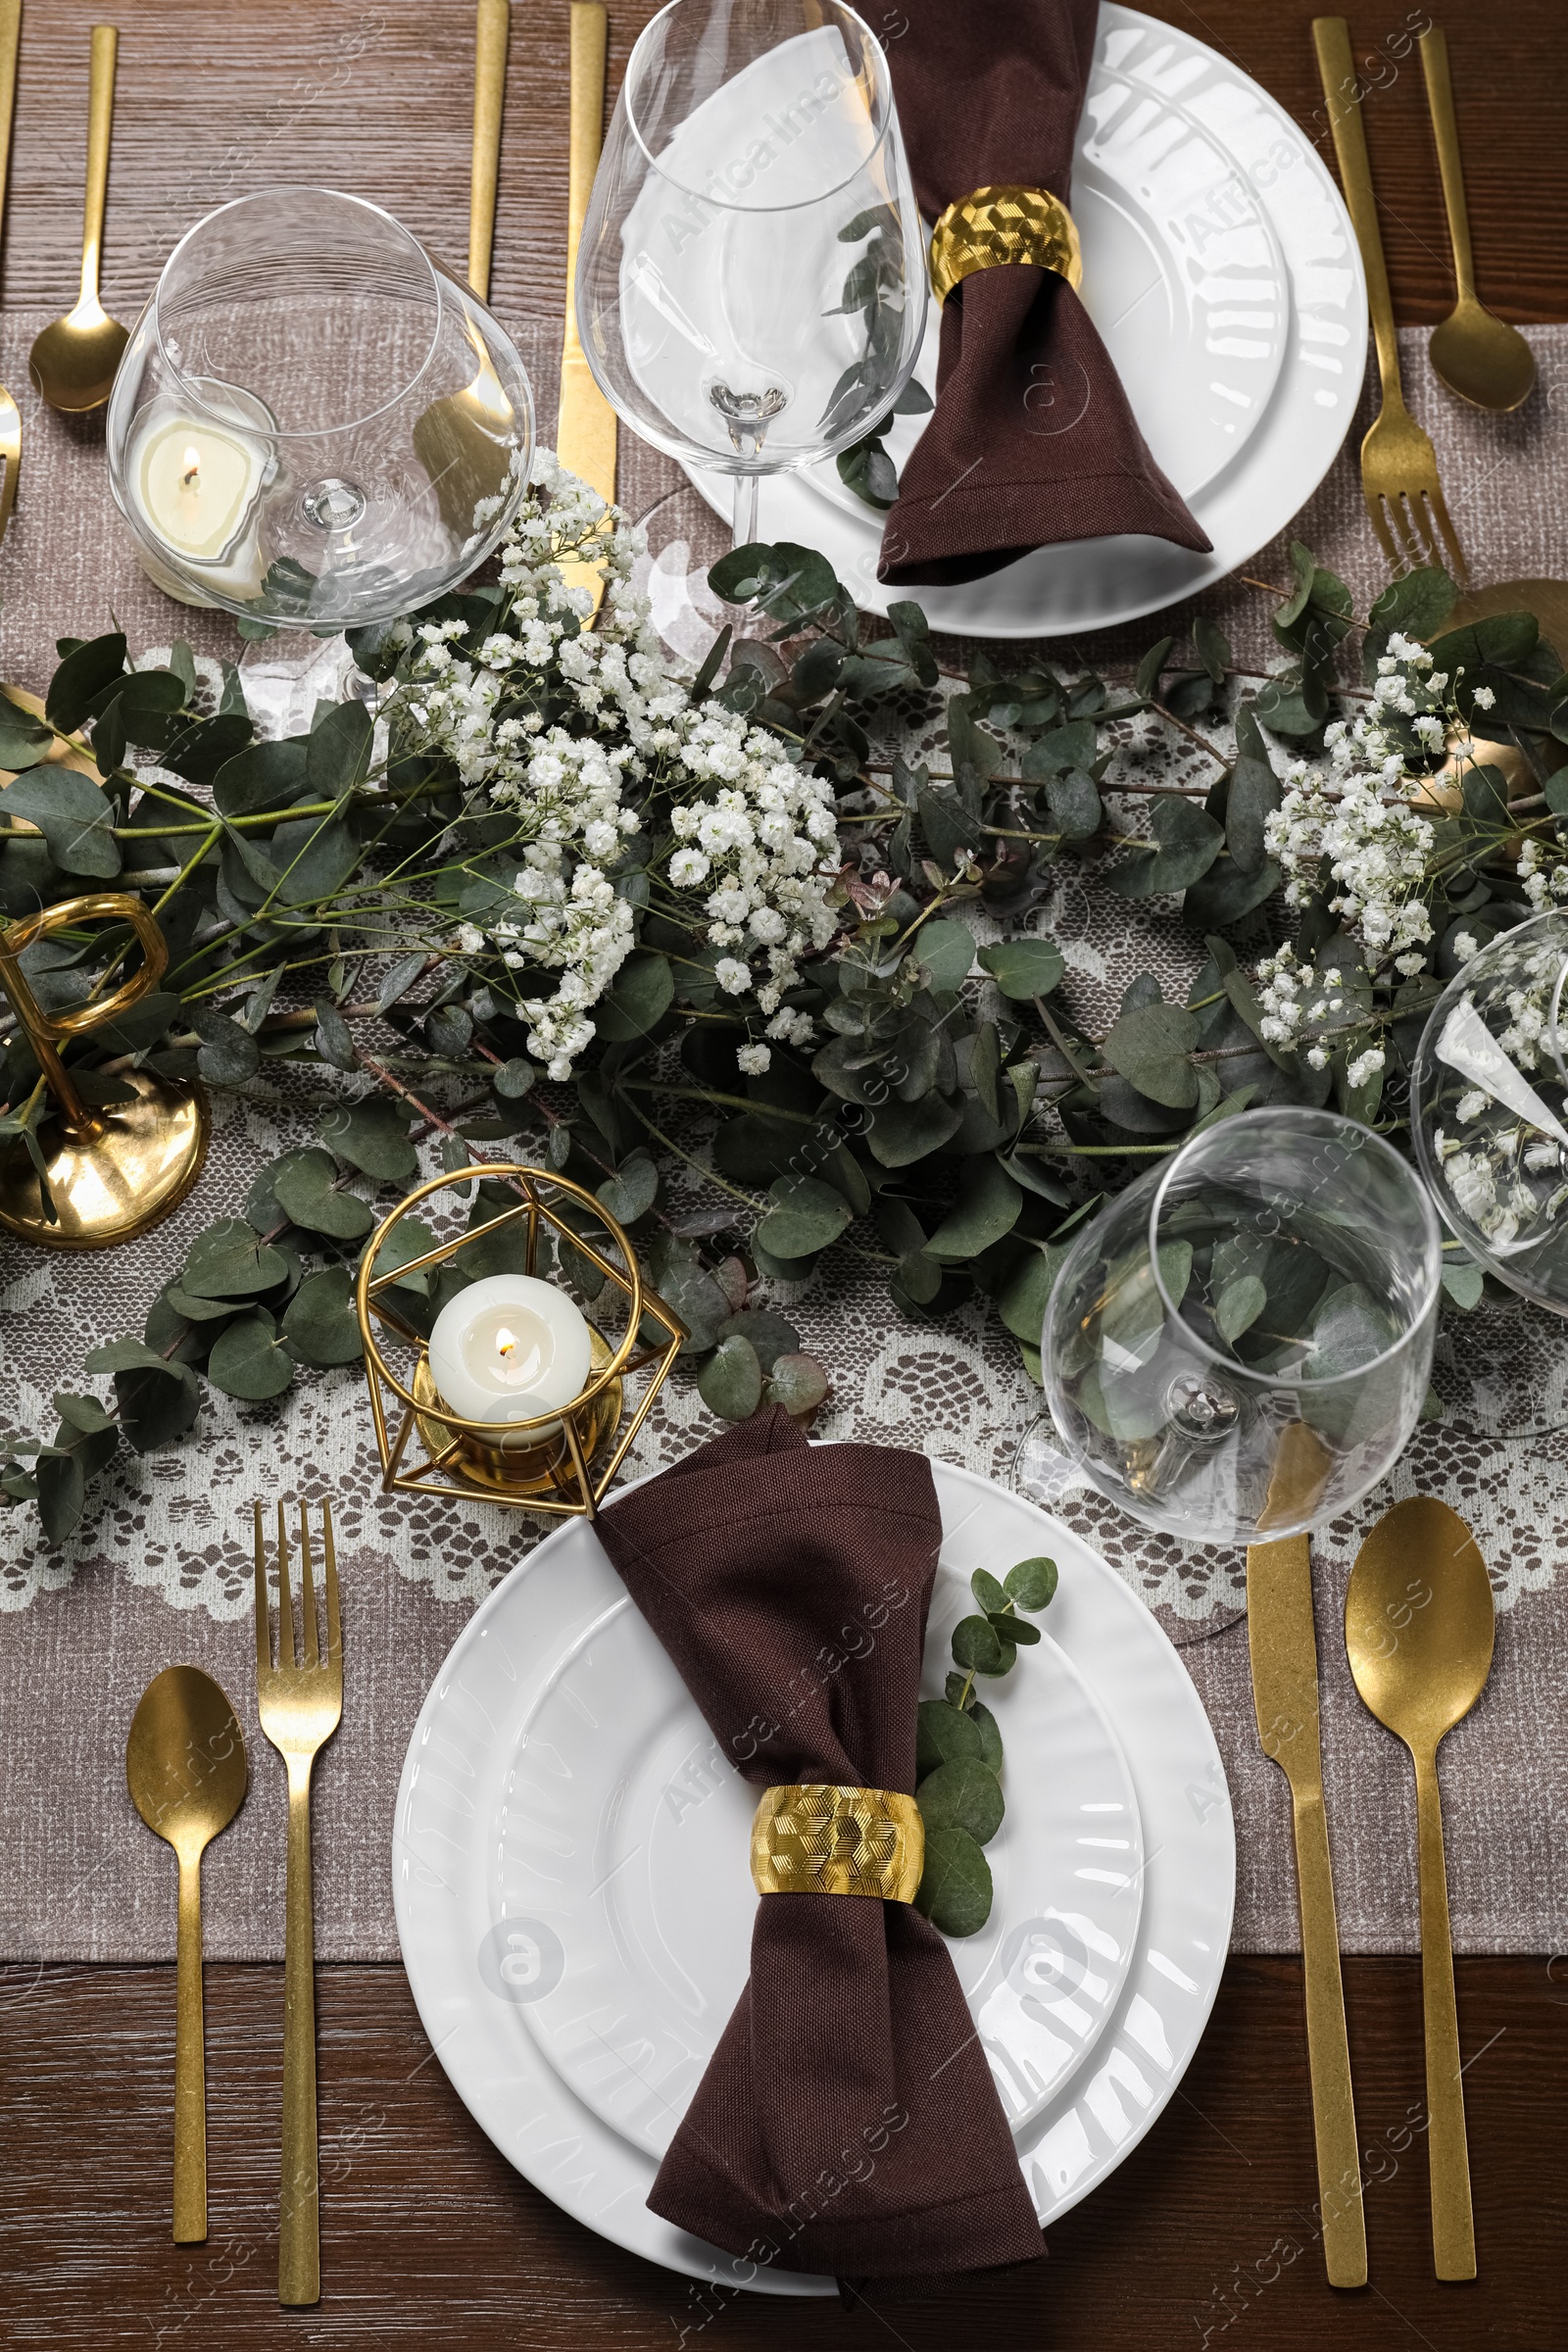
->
[105, 186, 534, 625]
[1410, 907, 1568, 1436]
[1016, 1108, 1442, 1548]
[573, 0, 926, 550]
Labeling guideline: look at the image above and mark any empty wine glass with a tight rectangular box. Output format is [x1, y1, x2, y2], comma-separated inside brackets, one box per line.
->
[1410, 907, 1568, 1435]
[574, 0, 926, 548]
[1016, 1108, 1442, 1548]
[105, 186, 534, 625]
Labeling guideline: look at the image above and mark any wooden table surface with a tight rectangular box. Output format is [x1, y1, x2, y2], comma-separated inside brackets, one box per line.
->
[2, 2, 1565, 2347]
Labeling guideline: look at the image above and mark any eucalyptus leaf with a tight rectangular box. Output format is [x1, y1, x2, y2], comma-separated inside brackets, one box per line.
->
[318, 1097, 419, 1182]
[977, 936, 1065, 1001]
[924, 1157, 1022, 1261]
[1108, 796, 1222, 899]
[697, 1333, 763, 1420]
[910, 917, 976, 994]
[917, 1757, 1004, 1844]
[271, 1147, 374, 1241]
[915, 1698, 982, 1777]
[1215, 1274, 1268, 1344]
[1004, 1555, 1058, 1609]
[913, 1824, 994, 1936]
[757, 1175, 854, 1258]
[183, 1218, 290, 1299]
[207, 1309, 297, 1400]
[951, 1613, 1005, 1675]
[597, 1151, 659, 1227]
[0, 770, 122, 877]
[595, 951, 675, 1042]
[1101, 1001, 1200, 1109]
[763, 1351, 829, 1415]
[281, 1267, 365, 1366]
[192, 1006, 262, 1087]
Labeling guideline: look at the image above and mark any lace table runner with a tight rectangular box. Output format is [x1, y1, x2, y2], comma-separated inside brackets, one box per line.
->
[2, 322, 1566, 1962]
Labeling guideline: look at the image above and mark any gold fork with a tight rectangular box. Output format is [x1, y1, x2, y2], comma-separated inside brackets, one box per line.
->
[254, 1499, 342, 2308]
[1313, 16, 1468, 583]
[0, 0, 23, 548]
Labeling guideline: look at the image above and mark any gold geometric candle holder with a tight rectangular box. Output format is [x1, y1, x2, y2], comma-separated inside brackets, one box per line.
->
[354, 1162, 685, 1518]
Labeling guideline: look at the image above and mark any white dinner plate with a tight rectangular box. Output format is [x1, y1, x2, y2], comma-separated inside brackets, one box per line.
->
[683, 3, 1368, 637]
[393, 1460, 1235, 2296]
[497, 1601, 1143, 2154]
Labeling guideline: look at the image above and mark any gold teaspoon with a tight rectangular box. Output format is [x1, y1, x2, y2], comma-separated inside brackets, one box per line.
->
[27, 24, 128, 414]
[126, 1666, 249, 2242]
[1345, 1495, 1494, 2279]
[1419, 27, 1535, 412]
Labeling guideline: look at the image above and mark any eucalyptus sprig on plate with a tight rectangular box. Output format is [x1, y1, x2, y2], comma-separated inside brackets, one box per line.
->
[911, 1554, 1059, 1936]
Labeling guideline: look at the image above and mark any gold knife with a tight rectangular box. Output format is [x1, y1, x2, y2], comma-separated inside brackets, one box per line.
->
[558, 0, 616, 618]
[467, 0, 509, 303]
[1247, 1424, 1367, 2287]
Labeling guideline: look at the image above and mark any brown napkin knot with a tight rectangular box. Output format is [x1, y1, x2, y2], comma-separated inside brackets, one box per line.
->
[596, 1409, 1043, 2279]
[878, 0, 1210, 588]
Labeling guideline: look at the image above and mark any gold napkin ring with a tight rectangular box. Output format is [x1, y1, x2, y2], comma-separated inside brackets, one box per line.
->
[750, 1784, 924, 1903]
[928, 183, 1083, 306]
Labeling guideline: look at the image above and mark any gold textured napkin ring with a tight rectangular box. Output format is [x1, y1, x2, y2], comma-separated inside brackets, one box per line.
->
[750, 1785, 924, 1903]
[927, 183, 1083, 307]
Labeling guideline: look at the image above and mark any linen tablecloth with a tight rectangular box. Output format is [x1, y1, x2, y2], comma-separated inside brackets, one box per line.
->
[2, 316, 1566, 1968]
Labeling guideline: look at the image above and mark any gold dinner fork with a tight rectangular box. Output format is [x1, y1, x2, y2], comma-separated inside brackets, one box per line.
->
[254, 1499, 342, 2308]
[1313, 16, 1468, 583]
[0, 0, 23, 548]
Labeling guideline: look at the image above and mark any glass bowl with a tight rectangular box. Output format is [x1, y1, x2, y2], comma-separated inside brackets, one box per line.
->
[106, 186, 534, 625]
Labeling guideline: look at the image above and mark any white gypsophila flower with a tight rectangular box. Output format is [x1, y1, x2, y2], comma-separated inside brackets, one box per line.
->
[736, 1042, 771, 1075]
[379, 448, 839, 1071]
[1452, 932, 1479, 961]
[663, 704, 841, 1010]
[765, 1005, 815, 1048]
[1347, 1046, 1386, 1089]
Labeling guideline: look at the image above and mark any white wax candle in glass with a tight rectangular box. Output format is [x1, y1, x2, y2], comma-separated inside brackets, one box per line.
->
[426, 1274, 594, 1444]
[121, 386, 273, 605]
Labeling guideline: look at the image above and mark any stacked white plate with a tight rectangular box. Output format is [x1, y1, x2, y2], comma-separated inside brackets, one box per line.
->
[683, 4, 1369, 636]
[394, 1460, 1236, 2295]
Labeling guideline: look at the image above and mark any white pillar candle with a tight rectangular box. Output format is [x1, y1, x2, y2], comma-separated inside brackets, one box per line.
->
[121, 389, 272, 605]
[426, 1274, 593, 1442]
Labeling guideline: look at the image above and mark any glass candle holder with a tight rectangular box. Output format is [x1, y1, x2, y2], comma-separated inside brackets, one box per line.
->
[106, 186, 534, 625]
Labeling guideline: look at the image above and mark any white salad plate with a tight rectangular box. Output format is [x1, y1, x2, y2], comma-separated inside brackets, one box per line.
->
[393, 1459, 1235, 2296]
[683, 3, 1368, 637]
[497, 1601, 1143, 2155]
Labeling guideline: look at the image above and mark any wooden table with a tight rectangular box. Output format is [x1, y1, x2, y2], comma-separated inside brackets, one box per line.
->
[2, 4, 1564, 2346]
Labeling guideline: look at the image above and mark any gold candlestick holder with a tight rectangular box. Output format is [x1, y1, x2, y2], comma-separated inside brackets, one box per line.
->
[0, 892, 210, 1250]
[355, 1163, 686, 1518]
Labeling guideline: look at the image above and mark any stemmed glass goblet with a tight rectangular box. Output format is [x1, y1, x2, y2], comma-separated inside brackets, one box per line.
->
[1014, 1108, 1444, 1551]
[1410, 906, 1568, 1436]
[573, 0, 927, 550]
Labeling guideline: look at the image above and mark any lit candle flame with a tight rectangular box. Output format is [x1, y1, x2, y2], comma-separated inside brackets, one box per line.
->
[495, 1325, 516, 1360]
[180, 445, 202, 492]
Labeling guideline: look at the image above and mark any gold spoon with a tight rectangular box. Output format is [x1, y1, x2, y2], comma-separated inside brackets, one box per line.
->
[1419, 27, 1535, 413]
[126, 1666, 249, 2243]
[1346, 1495, 1494, 2280]
[27, 24, 128, 415]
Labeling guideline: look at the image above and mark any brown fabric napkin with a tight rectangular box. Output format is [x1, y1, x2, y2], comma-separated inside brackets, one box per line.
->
[878, 0, 1211, 586]
[596, 1408, 1043, 2278]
